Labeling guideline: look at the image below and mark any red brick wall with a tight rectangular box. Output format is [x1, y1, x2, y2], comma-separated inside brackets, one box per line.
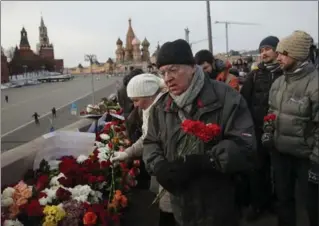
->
[54, 59, 64, 73]
[1, 54, 9, 83]
[39, 47, 54, 60]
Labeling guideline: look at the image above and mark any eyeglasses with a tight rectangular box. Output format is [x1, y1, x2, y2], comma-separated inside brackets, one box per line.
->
[158, 65, 182, 78]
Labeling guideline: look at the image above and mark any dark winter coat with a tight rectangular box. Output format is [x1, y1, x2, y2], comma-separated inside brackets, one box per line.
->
[143, 77, 256, 226]
[241, 62, 282, 137]
[125, 107, 143, 143]
[117, 85, 133, 119]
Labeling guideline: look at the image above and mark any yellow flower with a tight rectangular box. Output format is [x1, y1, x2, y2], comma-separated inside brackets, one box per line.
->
[45, 215, 55, 222]
[43, 205, 66, 223]
[44, 206, 56, 215]
[43, 221, 57, 226]
[55, 208, 66, 221]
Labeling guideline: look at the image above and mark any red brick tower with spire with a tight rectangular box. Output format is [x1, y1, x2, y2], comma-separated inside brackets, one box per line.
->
[38, 16, 54, 60]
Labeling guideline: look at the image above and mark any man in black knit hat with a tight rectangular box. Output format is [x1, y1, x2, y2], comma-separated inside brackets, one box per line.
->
[240, 36, 282, 221]
[143, 39, 256, 226]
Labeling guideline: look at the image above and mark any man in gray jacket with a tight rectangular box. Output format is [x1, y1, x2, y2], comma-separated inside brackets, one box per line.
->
[263, 30, 319, 226]
[143, 39, 256, 226]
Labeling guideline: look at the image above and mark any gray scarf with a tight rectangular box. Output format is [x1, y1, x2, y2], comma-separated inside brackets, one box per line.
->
[264, 62, 281, 73]
[285, 61, 309, 75]
[170, 65, 205, 115]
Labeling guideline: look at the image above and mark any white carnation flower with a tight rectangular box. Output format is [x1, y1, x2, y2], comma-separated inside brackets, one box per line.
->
[3, 219, 24, 226]
[76, 155, 88, 163]
[74, 195, 88, 203]
[1, 197, 13, 207]
[2, 187, 15, 198]
[97, 152, 108, 162]
[39, 196, 48, 206]
[98, 146, 110, 154]
[100, 134, 110, 141]
[49, 173, 66, 187]
[94, 141, 105, 148]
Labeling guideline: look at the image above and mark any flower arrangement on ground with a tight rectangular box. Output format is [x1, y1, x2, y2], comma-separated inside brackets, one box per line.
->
[1, 118, 139, 226]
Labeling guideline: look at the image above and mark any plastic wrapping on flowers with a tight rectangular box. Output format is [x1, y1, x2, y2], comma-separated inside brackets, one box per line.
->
[1, 116, 140, 226]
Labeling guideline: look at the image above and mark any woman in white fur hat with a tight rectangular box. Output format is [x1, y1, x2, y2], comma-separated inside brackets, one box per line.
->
[110, 73, 176, 226]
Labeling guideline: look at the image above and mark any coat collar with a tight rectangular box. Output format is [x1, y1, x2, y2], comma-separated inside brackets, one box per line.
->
[164, 77, 220, 113]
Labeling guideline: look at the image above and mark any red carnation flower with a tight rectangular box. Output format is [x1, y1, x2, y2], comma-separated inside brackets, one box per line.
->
[26, 199, 44, 216]
[88, 175, 97, 184]
[38, 192, 47, 199]
[58, 176, 73, 187]
[100, 160, 112, 169]
[97, 176, 105, 182]
[36, 174, 49, 191]
[56, 187, 72, 201]
[269, 114, 276, 121]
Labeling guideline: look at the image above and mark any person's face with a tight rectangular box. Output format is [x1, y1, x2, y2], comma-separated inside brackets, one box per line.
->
[199, 61, 213, 73]
[131, 97, 154, 110]
[277, 53, 297, 71]
[159, 64, 195, 96]
[260, 46, 278, 63]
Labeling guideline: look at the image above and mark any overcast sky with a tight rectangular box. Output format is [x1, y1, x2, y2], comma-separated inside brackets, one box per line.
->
[1, 1, 318, 67]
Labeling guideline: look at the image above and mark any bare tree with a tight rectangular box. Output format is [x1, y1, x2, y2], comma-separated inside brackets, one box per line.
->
[5, 47, 15, 61]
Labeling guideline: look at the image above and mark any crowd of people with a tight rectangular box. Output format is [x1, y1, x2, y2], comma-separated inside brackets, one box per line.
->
[95, 30, 318, 226]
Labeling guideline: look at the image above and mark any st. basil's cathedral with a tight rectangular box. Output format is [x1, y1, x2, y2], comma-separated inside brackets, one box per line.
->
[70, 18, 161, 75]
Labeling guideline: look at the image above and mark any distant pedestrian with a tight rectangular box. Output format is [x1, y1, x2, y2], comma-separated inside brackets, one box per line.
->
[52, 107, 57, 118]
[32, 112, 40, 125]
[49, 117, 55, 132]
[5, 95, 8, 103]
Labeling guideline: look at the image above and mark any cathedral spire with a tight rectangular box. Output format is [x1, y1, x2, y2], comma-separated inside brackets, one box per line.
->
[125, 17, 135, 61]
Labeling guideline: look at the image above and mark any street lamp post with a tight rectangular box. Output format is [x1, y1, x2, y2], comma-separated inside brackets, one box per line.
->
[206, 1, 213, 53]
[85, 54, 97, 105]
[23, 65, 27, 78]
[41, 65, 45, 76]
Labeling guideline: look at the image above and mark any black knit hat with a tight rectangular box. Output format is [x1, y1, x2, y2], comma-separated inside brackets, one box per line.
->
[259, 36, 280, 51]
[156, 39, 195, 68]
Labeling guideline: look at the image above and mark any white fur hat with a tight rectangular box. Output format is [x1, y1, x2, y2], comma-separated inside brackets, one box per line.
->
[127, 73, 165, 98]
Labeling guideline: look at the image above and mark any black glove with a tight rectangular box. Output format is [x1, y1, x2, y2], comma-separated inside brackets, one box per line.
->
[261, 132, 274, 148]
[183, 154, 218, 174]
[154, 160, 190, 194]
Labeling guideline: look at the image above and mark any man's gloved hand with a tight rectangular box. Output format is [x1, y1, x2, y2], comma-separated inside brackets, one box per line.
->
[154, 160, 190, 194]
[182, 154, 217, 174]
[261, 132, 274, 148]
[110, 152, 129, 162]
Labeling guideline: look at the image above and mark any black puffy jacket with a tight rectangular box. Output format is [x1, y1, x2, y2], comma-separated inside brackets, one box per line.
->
[240, 62, 282, 134]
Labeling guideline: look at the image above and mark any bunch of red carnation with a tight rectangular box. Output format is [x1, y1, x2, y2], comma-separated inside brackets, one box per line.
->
[263, 114, 276, 133]
[264, 114, 276, 122]
[181, 119, 221, 142]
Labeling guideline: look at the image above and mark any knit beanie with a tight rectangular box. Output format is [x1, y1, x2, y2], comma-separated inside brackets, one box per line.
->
[276, 30, 313, 61]
[156, 39, 195, 69]
[127, 73, 164, 98]
[259, 36, 279, 51]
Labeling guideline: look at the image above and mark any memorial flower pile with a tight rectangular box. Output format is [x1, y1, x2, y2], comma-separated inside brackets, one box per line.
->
[80, 98, 122, 116]
[1, 117, 139, 226]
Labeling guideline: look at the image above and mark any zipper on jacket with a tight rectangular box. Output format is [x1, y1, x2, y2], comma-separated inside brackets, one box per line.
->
[276, 81, 287, 142]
